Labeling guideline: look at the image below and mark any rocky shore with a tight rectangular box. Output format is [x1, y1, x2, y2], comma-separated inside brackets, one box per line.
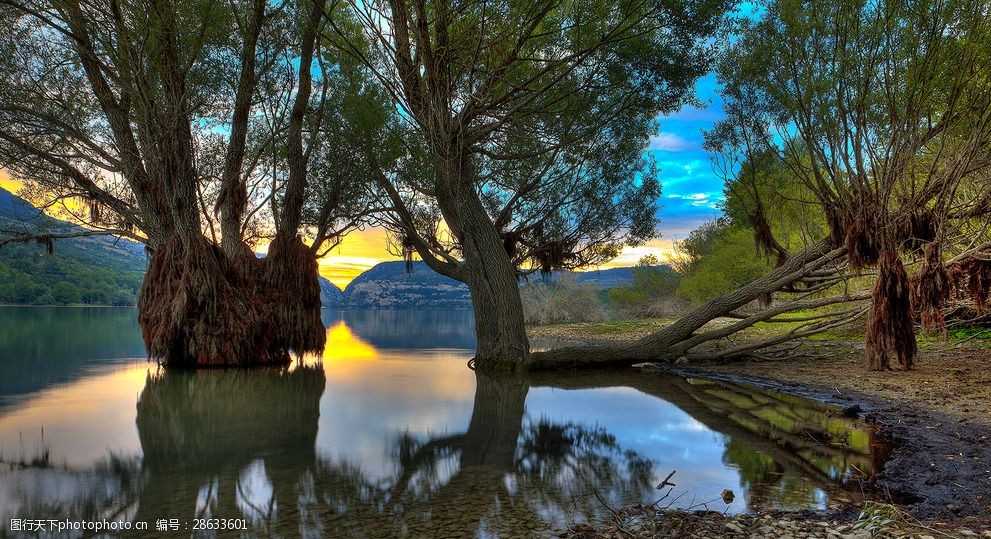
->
[560, 508, 990, 538]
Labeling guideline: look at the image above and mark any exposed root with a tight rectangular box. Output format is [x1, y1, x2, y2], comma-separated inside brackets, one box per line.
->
[138, 235, 325, 367]
[865, 250, 915, 370]
[949, 257, 991, 311]
[911, 242, 950, 331]
[262, 235, 326, 357]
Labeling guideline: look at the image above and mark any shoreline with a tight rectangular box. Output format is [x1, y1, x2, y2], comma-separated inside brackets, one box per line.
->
[530, 320, 991, 536]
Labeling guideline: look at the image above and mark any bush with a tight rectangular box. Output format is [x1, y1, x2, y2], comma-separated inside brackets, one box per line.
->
[608, 258, 687, 317]
[676, 227, 771, 304]
[522, 275, 607, 325]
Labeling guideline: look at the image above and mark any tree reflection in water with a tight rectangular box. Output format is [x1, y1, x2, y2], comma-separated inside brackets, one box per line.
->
[1, 368, 885, 538]
[531, 371, 884, 512]
[310, 373, 656, 537]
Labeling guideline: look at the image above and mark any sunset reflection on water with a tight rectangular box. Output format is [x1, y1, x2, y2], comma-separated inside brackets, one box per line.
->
[0, 307, 880, 537]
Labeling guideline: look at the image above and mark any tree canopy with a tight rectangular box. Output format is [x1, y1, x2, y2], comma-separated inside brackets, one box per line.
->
[331, 0, 732, 368]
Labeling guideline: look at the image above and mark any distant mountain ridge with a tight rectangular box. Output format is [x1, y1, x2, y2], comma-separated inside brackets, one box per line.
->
[344, 261, 471, 307]
[0, 187, 148, 304]
[1, 187, 650, 307]
[341, 260, 652, 308]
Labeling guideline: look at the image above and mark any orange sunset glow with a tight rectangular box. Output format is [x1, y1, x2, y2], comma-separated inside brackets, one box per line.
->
[0, 171, 673, 289]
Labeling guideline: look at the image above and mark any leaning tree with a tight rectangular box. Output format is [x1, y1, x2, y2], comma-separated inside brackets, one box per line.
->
[528, 0, 991, 371]
[0, 0, 380, 366]
[708, 0, 991, 370]
[329, 0, 731, 371]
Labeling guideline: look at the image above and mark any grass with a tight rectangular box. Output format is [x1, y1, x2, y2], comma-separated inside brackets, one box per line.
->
[584, 318, 673, 335]
[534, 306, 991, 359]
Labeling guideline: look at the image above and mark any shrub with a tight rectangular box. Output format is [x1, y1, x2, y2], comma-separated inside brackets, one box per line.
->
[608, 259, 687, 317]
[522, 275, 606, 325]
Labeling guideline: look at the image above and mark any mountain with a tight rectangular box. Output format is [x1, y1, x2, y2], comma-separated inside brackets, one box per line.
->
[318, 277, 345, 306]
[561, 266, 639, 289]
[0, 187, 147, 305]
[342, 261, 647, 308]
[344, 261, 472, 307]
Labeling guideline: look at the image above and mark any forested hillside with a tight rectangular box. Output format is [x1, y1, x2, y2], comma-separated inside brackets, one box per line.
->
[0, 187, 146, 305]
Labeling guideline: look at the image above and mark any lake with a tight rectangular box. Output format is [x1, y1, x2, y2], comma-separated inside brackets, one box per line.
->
[0, 307, 882, 537]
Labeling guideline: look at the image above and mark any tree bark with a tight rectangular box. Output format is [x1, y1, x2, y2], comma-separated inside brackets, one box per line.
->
[458, 193, 531, 372]
[138, 235, 326, 367]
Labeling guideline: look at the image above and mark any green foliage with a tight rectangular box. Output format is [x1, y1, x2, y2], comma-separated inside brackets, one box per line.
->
[671, 218, 732, 276]
[608, 256, 685, 317]
[358, 0, 733, 276]
[677, 226, 771, 304]
[0, 243, 143, 306]
[673, 148, 822, 305]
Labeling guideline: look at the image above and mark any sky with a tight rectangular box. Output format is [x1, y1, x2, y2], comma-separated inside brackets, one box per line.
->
[320, 74, 729, 287]
[0, 75, 728, 289]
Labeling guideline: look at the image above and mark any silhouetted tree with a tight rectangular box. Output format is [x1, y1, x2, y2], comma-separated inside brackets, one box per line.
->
[328, 0, 731, 370]
[0, 0, 379, 365]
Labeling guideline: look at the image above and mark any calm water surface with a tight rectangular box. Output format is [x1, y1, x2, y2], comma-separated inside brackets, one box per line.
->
[0, 307, 882, 537]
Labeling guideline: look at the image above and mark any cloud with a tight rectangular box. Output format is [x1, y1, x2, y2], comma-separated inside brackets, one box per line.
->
[648, 132, 697, 152]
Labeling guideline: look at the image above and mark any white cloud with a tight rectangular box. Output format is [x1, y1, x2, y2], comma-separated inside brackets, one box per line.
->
[648, 132, 696, 152]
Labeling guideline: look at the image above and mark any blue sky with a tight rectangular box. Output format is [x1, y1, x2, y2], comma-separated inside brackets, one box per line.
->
[319, 75, 732, 281]
[602, 73, 726, 266]
[651, 73, 725, 244]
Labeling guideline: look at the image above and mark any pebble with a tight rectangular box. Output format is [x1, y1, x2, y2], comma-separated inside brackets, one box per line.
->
[556, 508, 984, 539]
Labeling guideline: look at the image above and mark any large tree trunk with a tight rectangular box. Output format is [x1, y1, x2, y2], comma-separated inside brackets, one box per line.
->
[525, 239, 846, 371]
[457, 193, 530, 372]
[137, 235, 326, 367]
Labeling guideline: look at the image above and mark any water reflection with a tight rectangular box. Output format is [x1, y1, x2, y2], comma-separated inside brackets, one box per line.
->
[134, 368, 325, 531]
[0, 307, 884, 538]
[0, 307, 145, 408]
[528, 372, 880, 512]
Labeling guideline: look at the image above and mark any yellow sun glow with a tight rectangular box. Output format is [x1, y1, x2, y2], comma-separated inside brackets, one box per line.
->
[1, 169, 667, 287]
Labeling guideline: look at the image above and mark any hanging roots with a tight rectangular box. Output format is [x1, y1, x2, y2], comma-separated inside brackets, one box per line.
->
[825, 205, 846, 246]
[825, 202, 882, 269]
[845, 210, 882, 269]
[749, 207, 788, 267]
[34, 236, 54, 255]
[500, 230, 519, 259]
[865, 250, 916, 371]
[910, 241, 950, 331]
[138, 235, 326, 367]
[262, 235, 327, 357]
[401, 234, 415, 273]
[139, 236, 267, 367]
[535, 240, 573, 277]
[900, 209, 938, 251]
[949, 257, 991, 311]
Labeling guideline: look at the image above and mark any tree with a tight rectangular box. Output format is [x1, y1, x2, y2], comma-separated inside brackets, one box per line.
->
[676, 226, 771, 305]
[331, 0, 731, 371]
[711, 0, 991, 370]
[0, 0, 379, 366]
[529, 0, 991, 372]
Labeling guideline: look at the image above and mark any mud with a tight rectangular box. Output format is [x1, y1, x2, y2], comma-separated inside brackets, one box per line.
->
[657, 361, 991, 522]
